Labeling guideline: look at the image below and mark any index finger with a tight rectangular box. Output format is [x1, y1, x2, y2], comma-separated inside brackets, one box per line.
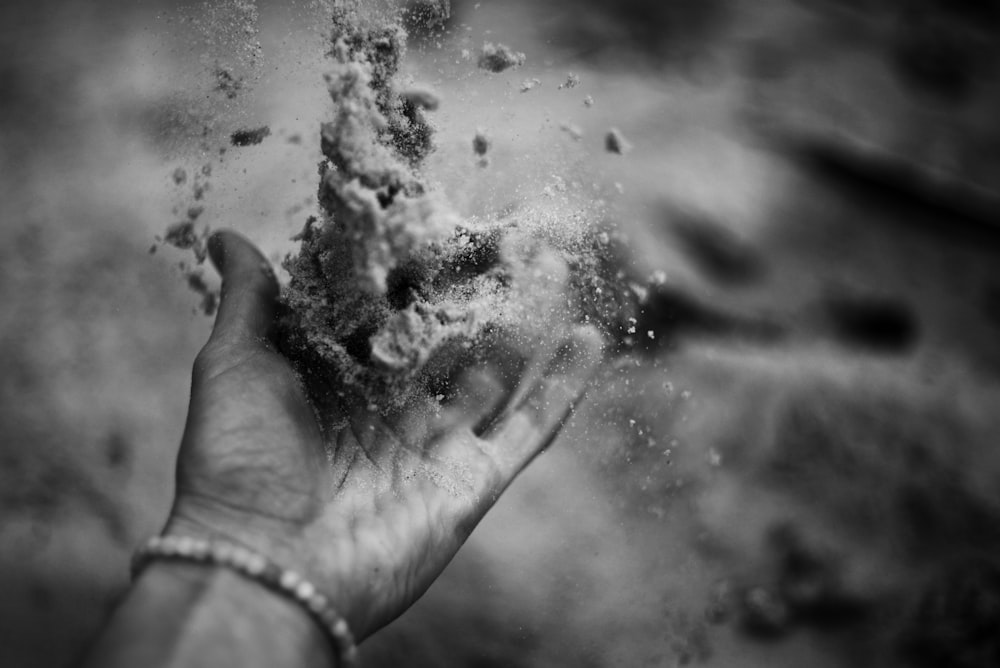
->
[478, 326, 605, 482]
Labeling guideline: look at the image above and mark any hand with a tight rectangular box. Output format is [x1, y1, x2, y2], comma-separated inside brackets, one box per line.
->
[164, 230, 602, 642]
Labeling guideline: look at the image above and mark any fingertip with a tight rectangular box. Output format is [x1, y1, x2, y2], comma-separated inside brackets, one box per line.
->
[205, 229, 280, 345]
[214, 229, 278, 288]
[542, 326, 605, 379]
[437, 366, 508, 433]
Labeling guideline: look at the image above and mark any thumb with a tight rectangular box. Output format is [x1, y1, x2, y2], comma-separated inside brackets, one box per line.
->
[206, 229, 279, 347]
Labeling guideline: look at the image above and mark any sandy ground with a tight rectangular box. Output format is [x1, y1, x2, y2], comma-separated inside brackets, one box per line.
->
[3, 1, 1000, 667]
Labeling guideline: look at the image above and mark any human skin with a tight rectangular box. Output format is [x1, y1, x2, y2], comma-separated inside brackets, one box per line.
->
[82, 230, 601, 667]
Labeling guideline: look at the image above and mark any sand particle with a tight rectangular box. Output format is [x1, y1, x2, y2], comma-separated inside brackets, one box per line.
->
[605, 127, 632, 155]
[478, 42, 526, 73]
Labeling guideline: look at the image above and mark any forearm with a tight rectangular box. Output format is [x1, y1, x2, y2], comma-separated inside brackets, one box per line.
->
[81, 561, 335, 668]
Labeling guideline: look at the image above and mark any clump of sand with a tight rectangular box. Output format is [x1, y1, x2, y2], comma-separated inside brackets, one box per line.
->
[558, 73, 580, 89]
[472, 128, 490, 156]
[276, 5, 644, 412]
[605, 127, 632, 155]
[477, 42, 526, 73]
[400, 86, 440, 111]
[230, 125, 271, 146]
[520, 78, 541, 93]
[278, 7, 547, 410]
[157, 163, 219, 315]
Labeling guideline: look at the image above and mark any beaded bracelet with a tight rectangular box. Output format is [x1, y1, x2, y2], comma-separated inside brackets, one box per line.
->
[132, 535, 358, 667]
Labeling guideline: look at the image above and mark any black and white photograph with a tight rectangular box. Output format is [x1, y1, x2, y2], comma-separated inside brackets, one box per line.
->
[2, 1, 1000, 666]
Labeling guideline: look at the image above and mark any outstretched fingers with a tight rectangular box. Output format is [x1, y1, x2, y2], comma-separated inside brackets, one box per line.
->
[478, 326, 604, 487]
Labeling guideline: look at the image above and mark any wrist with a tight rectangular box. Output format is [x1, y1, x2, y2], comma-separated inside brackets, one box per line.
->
[83, 557, 336, 668]
[148, 560, 336, 664]
[164, 498, 305, 573]
[164, 495, 376, 641]
[164, 494, 326, 606]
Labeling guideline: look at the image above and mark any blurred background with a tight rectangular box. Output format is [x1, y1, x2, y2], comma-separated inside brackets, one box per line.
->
[3, 0, 1000, 666]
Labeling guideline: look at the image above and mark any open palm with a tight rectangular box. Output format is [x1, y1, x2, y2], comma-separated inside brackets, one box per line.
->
[164, 230, 601, 642]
